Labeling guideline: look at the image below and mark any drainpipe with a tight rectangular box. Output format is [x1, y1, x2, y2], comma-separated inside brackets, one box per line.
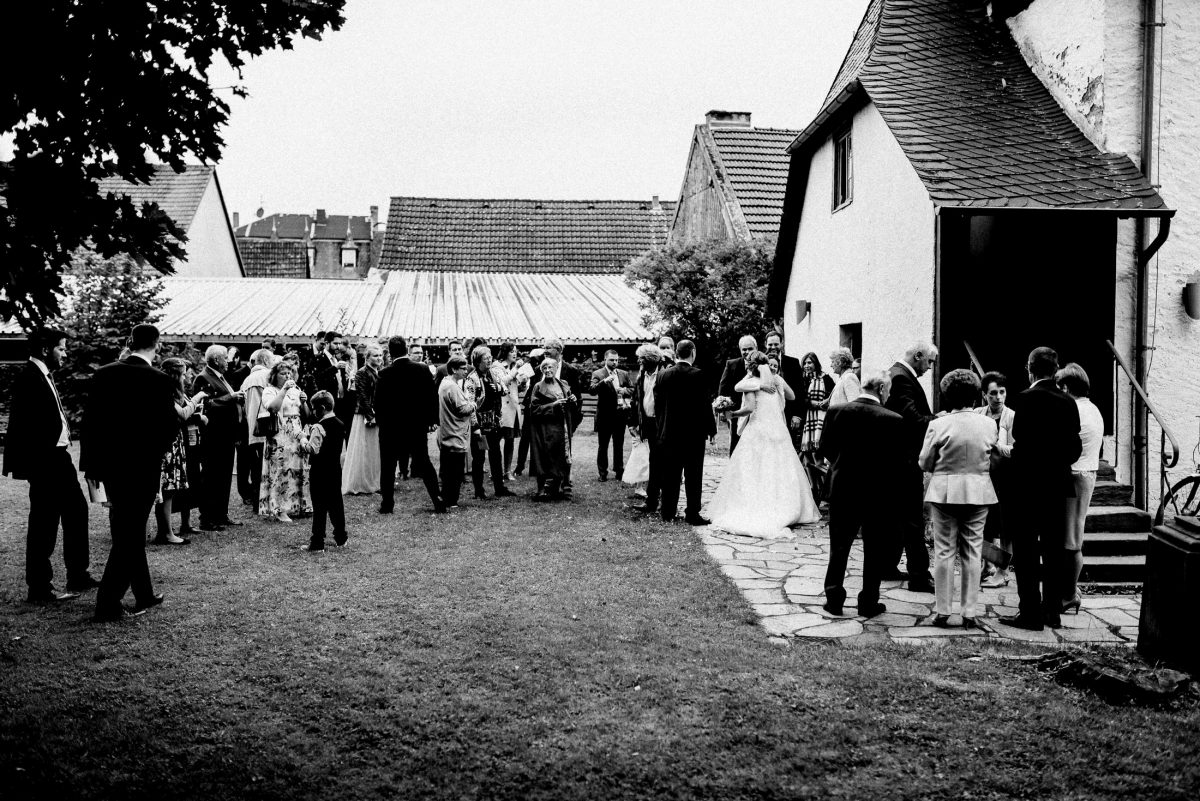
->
[1133, 0, 1159, 510]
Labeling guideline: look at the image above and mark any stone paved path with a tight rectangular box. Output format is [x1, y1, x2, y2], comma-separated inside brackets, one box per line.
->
[694, 451, 1142, 647]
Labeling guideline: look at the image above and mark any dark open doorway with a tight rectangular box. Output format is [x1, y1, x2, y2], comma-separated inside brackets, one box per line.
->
[937, 210, 1116, 431]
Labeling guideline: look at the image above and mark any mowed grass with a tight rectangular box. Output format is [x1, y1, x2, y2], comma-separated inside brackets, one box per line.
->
[0, 425, 1197, 800]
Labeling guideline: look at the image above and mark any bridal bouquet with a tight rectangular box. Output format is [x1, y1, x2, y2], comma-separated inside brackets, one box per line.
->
[712, 395, 735, 421]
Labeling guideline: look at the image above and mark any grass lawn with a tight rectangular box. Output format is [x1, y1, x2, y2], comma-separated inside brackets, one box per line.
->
[1, 424, 1197, 800]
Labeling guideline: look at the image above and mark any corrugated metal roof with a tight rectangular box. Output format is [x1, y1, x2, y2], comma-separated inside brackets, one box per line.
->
[2, 273, 652, 344]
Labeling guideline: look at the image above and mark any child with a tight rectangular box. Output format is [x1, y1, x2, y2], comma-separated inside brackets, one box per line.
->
[302, 391, 346, 551]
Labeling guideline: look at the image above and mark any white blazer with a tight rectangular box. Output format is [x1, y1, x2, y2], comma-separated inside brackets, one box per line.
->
[919, 410, 998, 505]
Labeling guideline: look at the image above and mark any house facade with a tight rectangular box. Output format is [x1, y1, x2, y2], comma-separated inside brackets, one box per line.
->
[768, 0, 1193, 508]
[234, 207, 379, 279]
[96, 164, 244, 278]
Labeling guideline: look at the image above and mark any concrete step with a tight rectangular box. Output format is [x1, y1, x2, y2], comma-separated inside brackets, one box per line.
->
[1084, 530, 1149, 556]
[1090, 480, 1133, 508]
[1080, 554, 1145, 584]
[1084, 505, 1151, 534]
[1097, 461, 1116, 481]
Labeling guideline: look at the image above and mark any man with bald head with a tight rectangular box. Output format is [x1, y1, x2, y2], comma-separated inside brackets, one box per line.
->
[718, 335, 768, 454]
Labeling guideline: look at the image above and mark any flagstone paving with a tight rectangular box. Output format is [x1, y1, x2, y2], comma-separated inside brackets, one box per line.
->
[693, 452, 1142, 648]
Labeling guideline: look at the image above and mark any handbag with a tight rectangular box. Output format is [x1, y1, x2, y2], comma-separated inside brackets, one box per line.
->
[982, 539, 1012, 569]
[254, 412, 278, 439]
[623, 440, 651, 484]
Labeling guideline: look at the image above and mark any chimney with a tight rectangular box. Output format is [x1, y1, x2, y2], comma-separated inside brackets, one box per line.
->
[651, 195, 661, 211]
[705, 110, 752, 129]
[232, 211, 240, 230]
[315, 208, 327, 225]
[369, 205, 379, 231]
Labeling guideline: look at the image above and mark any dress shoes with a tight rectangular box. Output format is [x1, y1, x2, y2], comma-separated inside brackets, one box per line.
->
[198, 521, 225, 532]
[881, 569, 909, 581]
[998, 614, 1044, 631]
[473, 490, 489, 500]
[494, 487, 517, 498]
[858, 602, 887, 618]
[684, 514, 712, 526]
[931, 614, 951, 628]
[134, 593, 165, 611]
[598, 473, 608, 482]
[822, 601, 844, 616]
[27, 588, 80, 603]
[378, 504, 394, 514]
[302, 544, 325, 553]
[627, 503, 658, 514]
[65, 574, 101, 592]
[178, 525, 198, 535]
[92, 606, 145, 623]
[962, 617, 980, 629]
[219, 519, 244, 527]
[907, 578, 936, 594]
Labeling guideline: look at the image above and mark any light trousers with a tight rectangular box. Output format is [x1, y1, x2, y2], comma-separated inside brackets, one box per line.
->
[930, 503, 988, 618]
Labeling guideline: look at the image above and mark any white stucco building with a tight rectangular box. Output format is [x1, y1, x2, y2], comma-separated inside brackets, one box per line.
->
[768, 0, 1195, 510]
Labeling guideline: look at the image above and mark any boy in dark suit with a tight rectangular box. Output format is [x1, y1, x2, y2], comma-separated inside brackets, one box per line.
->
[302, 391, 347, 552]
[3, 327, 97, 602]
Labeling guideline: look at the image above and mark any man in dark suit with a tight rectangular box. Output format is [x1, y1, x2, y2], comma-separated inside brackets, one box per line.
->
[226, 346, 256, 506]
[375, 335, 445, 514]
[718, 335, 761, 455]
[3, 327, 98, 602]
[588, 349, 634, 482]
[884, 342, 939, 593]
[81, 324, 180, 621]
[764, 331, 805, 431]
[191, 344, 245, 531]
[654, 340, 717, 525]
[818, 372, 904, 617]
[1001, 346, 1083, 632]
[540, 338, 584, 496]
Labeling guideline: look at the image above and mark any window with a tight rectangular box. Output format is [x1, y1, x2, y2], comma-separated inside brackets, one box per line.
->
[341, 245, 357, 270]
[839, 323, 862, 360]
[832, 126, 853, 210]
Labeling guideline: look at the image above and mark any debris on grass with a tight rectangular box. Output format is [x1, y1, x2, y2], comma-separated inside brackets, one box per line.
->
[1007, 649, 1192, 704]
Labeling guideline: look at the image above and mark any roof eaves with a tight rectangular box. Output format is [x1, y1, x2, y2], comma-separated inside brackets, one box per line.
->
[788, 79, 864, 154]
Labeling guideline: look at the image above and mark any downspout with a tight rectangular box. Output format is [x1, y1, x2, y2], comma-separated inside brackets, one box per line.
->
[1133, 0, 1159, 510]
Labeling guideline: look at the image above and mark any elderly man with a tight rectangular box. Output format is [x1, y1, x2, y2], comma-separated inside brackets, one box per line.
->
[239, 348, 277, 510]
[628, 344, 666, 514]
[514, 348, 545, 476]
[818, 372, 904, 617]
[536, 338, 584, 496]
[884, 342, 939, 593]
[718, 335, 769, 455]
[191, 344, 246, 532]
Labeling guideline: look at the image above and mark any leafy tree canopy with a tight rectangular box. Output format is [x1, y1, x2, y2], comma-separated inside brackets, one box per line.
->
[0, 0, 346, 328]
[623, 237, 778, 383]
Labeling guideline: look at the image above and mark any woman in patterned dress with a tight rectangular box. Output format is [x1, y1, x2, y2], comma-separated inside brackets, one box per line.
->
[152, 358, 208, 545]
[259, 361, 312, 522]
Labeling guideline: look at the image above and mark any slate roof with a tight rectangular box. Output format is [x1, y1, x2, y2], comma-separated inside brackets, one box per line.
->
[707, 126, 800, 237]
[378, 197, 675, 274]
[236, 213, 373, 241]
[96, 164, 214, 232]
[237, 239, 309, 278]
[792, 0, 1169, 212]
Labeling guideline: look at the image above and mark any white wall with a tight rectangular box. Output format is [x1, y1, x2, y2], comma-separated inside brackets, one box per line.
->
[783, 102, 937, 402]
[1010, 0, 1200, 503]
[175, 178, 242, 278]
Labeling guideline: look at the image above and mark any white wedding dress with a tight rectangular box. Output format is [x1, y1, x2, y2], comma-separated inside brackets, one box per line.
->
[707, 366, 820, 538]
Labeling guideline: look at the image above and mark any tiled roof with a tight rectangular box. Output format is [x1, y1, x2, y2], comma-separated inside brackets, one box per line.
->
[378, 197, 675, 273]
[236, 213, 373, 241]
[237, 239, 309, 278]
[96, 164, 213, 232]
[707, 127, 800, 237]
[793, 0, 1168, 212]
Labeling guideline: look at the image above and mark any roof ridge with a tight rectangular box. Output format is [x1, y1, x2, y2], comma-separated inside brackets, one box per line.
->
[821, 0, 883, 108]
[388, 196, 673, 206]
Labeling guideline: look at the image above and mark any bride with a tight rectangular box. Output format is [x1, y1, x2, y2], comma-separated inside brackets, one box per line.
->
[708, 352, 820, 538]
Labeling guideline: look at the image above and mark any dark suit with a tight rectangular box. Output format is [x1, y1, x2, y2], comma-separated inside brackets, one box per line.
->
[375, 357, 442, 511]
[776, 354, 805, 424]
[313, 353, 351, 435]
[589, 365, 633, 479]
[654, 361, 716, 521]
[557, 361, 585, 435]
[3, 361, 91, 594]
[883, 361, 935, 583]
[634, 366, 663, 509]
[818, 397, 905, 609]
[191, 366, 242, 527]
[80, 355, 178, 617]
[1010, 378, 1082, 626]
[718, 356, 750, 454]
[228, 363, 254, 503]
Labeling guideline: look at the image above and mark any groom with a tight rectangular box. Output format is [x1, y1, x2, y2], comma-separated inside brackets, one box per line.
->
[817, 371, 904, 618]
[654, 340, 716, 525]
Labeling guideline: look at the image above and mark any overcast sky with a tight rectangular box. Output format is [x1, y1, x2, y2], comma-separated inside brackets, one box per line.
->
[213, 0, 870, 221]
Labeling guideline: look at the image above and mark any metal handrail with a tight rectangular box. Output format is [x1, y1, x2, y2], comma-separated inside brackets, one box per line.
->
[1105, 339, 1180, 518]
[963, 340, 985, 378]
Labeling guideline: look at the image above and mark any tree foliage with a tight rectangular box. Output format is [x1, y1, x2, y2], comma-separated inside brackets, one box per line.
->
[0, 0, 346, 328]
[623, 237, 777, 382]
[57, 250, 168, 425]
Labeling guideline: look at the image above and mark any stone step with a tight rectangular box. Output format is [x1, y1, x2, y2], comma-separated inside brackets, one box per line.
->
[1097, 461, 1116, 480]
[1080, 554, 1145, 584]
[1084, 505, 1151, 534]
[1090, 480, 1133, 508]
[1084, 530, 1149, 556]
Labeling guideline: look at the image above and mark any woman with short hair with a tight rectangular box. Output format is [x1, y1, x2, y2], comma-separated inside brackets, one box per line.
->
[259, 360, 312, 522]
[919, 369, 998, 628]
[825, 347, 861, 409]
[529, 357, 576, 501]
[1056, 362, 1104, 614]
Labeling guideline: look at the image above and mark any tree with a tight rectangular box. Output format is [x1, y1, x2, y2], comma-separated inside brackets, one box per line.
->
[623, 237, 777, 383]
[0, 0, 346, 328]
[57, 249, 168, 426]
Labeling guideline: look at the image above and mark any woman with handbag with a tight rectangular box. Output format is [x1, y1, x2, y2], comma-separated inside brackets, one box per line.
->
[152, 358, 208, 545]
[258, 361, 312, 522]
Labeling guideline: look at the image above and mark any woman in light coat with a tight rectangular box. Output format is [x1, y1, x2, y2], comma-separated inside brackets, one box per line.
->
[919, 369, 998, 628]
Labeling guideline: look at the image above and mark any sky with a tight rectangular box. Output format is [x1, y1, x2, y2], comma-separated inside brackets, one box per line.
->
[209, 0, 871, 222]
